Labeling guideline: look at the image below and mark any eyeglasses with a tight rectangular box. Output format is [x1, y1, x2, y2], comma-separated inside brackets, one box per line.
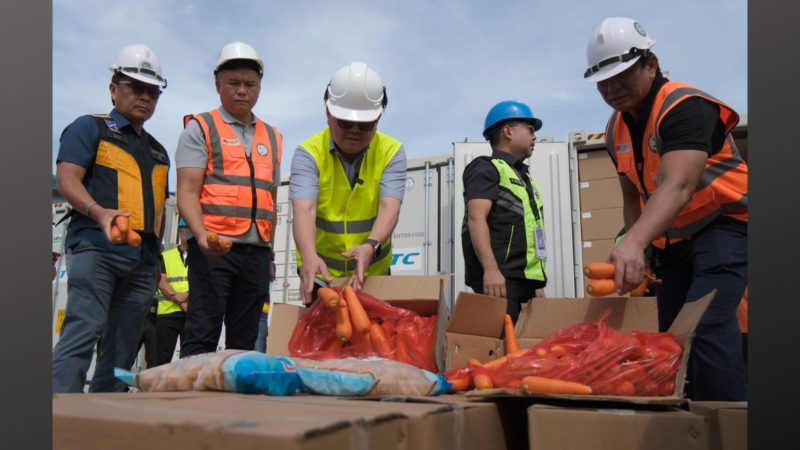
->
[335, 117, 378, 131]
[584, 48, 649, 79]
[115, 80, 163, 99]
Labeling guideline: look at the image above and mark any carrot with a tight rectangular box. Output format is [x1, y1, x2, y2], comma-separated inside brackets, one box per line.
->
[521, 376, 593, 395]
[126, 230, 142, 247]
[114, 215, 129, 233]
[586, 279, 616, 297]
[483, 348, 530, 369]
[468, 358, 483, 367]
[349, 325, 372, 354]
[535, 348, 548, 357]
[206, 232, 220, 248]
[473, 374, 494, 390]
[550, 345, 566, 354]
[507, 378, 523, 389]
[317, 287, 342, 309]
[110, 224, 126, 244]
[584, 262, 616, 279]
[335, 299, 352, 342]
[448, 376, 473, 393]
[219, 238, 233, 249]
[504, 314, 520, 354]
[628, 276, 649, 296]
[369, 321, 392, 358]
[342, 285, 371, 334]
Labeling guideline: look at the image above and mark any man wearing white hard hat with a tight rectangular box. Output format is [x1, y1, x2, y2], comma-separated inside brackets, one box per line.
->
[175, 42, 282, 356]
[585, 17, 748, 400]
[290, 62, 407, 305]
[53, 44, 170, 392]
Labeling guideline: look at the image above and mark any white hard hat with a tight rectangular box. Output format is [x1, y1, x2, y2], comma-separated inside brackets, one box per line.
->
[110, 44, 167, 88]
[325, 62, 386, 122]
[215, 41, 264, 75]
[584, 17, 656, 83]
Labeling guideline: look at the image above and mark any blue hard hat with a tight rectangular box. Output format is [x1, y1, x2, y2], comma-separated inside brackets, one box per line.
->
[483, 100, 542, 139]
[178, 218, 187, 228]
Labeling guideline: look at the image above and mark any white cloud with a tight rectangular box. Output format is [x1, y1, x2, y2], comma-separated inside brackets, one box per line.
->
[54, 0, 747, 189]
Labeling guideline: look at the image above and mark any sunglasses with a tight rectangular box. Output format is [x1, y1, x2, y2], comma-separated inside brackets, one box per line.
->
[335, 117, 378, 131]
[115, 80, 163, 99]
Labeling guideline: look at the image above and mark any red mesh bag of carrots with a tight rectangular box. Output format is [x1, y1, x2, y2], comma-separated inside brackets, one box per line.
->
[445, 309, 683, 396]
[287, 286, 438, 372]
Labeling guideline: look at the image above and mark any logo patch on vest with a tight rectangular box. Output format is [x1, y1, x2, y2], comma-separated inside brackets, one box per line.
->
[256, 143, 269, 156]
[510, 178, 525, 187]
[616, 143, 631, 153]
[648, 134, 659, 153]
[104, 119, 120, 133]
[222, 138, 240, 146]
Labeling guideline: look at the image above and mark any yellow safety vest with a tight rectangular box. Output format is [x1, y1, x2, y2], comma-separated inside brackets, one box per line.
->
[296, 128, 401, 278]
[156, 247, 188, 315]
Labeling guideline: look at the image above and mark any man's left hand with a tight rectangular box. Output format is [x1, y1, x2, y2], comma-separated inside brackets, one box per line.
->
[341, 243, 374, 291]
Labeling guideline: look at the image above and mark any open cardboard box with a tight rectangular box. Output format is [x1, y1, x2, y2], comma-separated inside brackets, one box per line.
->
[689, 401, 748, 450]
[449, 290, 715, 405]
[53, 392, 503, 450]
[267, 275, 451, 372]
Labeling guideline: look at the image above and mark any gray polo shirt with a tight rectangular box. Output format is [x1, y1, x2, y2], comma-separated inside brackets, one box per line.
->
[175, 106, 280, 246]
[289, 136, 407, 202]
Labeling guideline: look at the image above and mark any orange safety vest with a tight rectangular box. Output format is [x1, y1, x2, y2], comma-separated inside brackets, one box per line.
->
[605, 81, 748, 249]
[184, 109, 282, 242]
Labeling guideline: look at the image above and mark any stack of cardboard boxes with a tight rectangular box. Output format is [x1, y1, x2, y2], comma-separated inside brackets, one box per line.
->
[577, 149, 625, 292]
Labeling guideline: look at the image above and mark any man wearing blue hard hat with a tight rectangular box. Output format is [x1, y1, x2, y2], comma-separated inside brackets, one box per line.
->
[462, 100, 547, 325]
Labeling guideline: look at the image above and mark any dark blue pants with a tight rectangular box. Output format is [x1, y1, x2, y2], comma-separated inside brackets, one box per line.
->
[180, 239, 271, 357]
[654, 226, 747, 401]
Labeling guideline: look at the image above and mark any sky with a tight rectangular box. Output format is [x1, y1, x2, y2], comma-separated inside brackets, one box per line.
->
[53, 0, 747, 191]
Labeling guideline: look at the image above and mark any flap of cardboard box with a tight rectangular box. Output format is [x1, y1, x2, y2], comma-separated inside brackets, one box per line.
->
[515, 296, 658, 339]
[446, 292, 507, 337]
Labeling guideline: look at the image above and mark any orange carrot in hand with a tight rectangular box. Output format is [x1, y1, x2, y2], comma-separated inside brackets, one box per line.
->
[521, 375, 593, 395]
[584, 262, 616, 279]
[114, 215, 129, 233]
[110, 224, 125, 244]
[335, 299, 352, 342]
[628, 276, 649, 296]
[317, 287, 342, 309]
[126, 230, 142, 247]
[504, 314, 520, 354]
[473, 374, 494, 390]
[342, 285, 371, 334]
[206, 232, 220, 248]
[219, 238, 233, 249]
[586, 279, 616, 297]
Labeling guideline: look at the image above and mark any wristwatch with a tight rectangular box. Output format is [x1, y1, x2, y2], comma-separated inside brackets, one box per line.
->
[364, 239, 380, 258]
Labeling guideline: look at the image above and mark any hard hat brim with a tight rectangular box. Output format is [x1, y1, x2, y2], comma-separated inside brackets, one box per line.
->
[327, 101, 383, 123]
[584, 56, 640, 83]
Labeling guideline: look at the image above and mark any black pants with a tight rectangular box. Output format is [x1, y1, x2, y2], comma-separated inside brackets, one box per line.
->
[155, 312, 185, 366]
[654, 227, 747, 401]
[180, 239, 272, 357]
[467, 278, 542, 332]
[137, 300, 159, 369]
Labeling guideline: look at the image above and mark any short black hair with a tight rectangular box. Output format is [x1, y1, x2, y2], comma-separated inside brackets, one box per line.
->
[215, 59, 263, 78]
[486, 120, 530, 147]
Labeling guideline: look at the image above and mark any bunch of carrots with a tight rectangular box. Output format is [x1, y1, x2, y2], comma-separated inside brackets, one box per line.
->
[109, 215, 142, 247]
[205, 231, 233, 250]
[444, 310, 682, 397]
[583, 262, 656, 297]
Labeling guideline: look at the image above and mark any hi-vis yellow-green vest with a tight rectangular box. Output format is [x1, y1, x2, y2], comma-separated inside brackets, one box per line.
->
[296, 128, 401, 278]
[156, 247, 188, 316]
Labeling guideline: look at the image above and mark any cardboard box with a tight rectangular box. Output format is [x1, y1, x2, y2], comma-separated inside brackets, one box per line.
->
[578, 149, 619, 181]
[528, 404, 709, 450]
[53, 392, 505, 450]
[454, 291, 715, 405]
[444, 293, 506, 370]
[268, 275, 450, 372]
[689, 401, 748, 450]
[578, 178, 624, 210]
[580, 207, 624, 241]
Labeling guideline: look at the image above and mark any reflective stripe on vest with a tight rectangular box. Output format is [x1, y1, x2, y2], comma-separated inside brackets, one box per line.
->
[185, 109, 282, 242]
[607, 81, 748, 249]
[156, 247, 189, 316]
[490, 158, 546, 281]
[295, 128, 402, 278]
[90, 115, 168, 236]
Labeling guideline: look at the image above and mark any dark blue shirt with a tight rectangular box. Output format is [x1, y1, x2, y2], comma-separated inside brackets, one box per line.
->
[57, 109, 169, 265]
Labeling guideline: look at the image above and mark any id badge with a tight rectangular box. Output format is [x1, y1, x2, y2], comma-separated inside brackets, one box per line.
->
[535, 228, 547, 260]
